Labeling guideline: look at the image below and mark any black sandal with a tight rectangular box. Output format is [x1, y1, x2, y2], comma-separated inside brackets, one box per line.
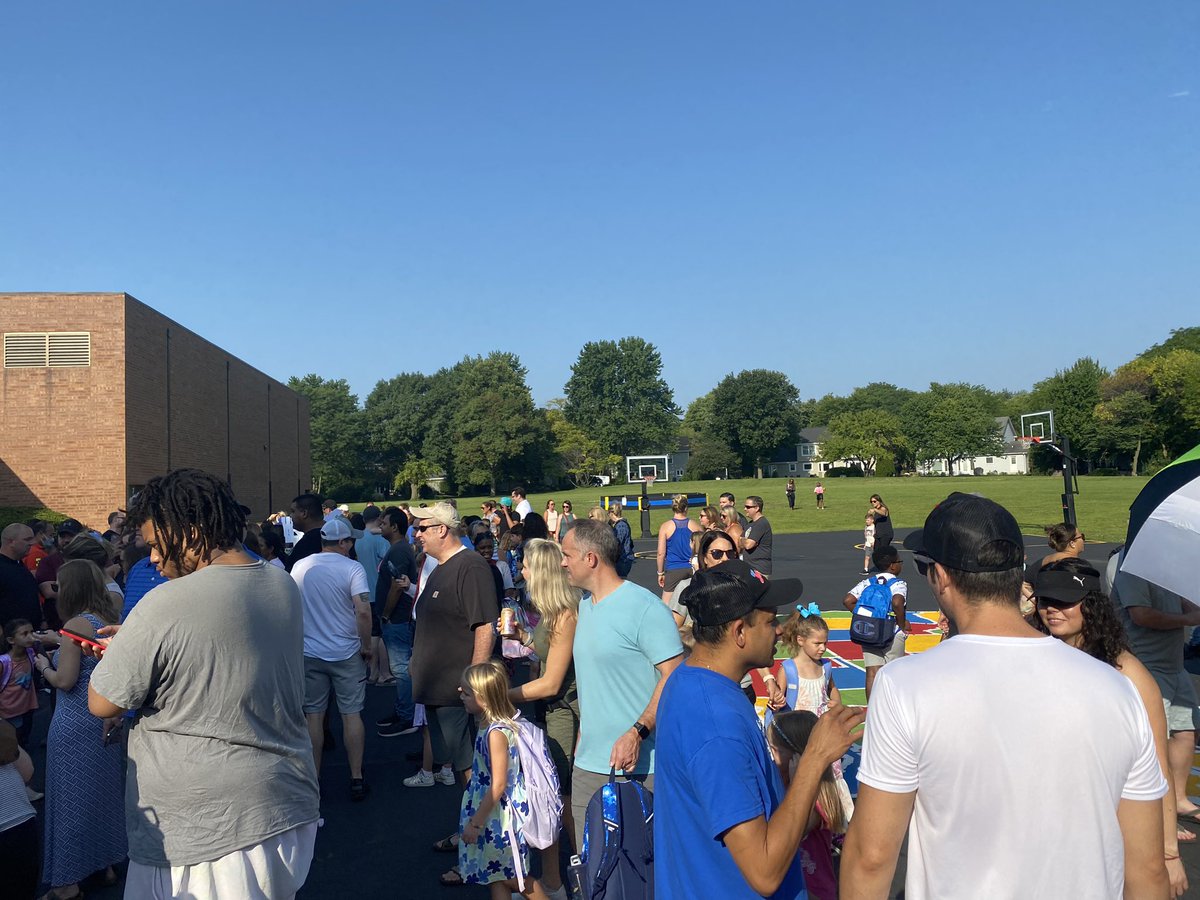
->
[432, 833, 459, 853]
[438, 867, 464, 887]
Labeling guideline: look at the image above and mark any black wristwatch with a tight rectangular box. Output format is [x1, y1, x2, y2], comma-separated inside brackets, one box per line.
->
[632, 722, 650, 740]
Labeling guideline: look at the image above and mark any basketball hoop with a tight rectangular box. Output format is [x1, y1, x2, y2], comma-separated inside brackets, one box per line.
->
[1015, 436, 1041, 446]
[643, 474, 657, 487]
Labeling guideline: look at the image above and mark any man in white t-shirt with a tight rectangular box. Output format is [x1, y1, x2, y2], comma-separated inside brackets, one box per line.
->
[511, 486, 534, 520]
[291, 517, 373, 802]
[842, 544, 910, 700]
[841, 492, 1169, 899]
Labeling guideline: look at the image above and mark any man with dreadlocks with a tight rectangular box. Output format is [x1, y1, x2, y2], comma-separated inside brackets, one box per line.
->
[87, 468, 320, 899]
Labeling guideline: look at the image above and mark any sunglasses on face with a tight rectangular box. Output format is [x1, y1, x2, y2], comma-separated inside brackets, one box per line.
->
[415, 523, 443, 533]
[914, 555, 934, 577]
[707, 548, 735, 560]
[1036, 596, 1084, 610]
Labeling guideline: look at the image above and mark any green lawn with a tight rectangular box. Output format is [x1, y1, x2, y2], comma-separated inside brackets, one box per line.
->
[349, 474, 1148, 544]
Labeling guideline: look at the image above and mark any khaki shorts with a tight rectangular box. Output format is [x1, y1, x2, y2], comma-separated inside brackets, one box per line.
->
[862, 629, 907, 668]
[1164, 698, 1197, 735]
[303, 655, 367, 715]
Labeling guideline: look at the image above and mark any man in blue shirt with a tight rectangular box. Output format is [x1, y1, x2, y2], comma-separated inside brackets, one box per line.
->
[655, 562, 864, 899]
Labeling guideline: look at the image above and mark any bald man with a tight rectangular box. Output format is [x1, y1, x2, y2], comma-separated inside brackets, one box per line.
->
[0, 524, 42, 626]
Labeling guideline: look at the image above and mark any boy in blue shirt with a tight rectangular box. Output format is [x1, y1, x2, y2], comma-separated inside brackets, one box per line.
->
[655, 562, 864, 899]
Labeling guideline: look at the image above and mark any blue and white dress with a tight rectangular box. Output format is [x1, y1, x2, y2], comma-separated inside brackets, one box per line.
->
[42, 613, 127, 887]
[458, 720, 531, 885]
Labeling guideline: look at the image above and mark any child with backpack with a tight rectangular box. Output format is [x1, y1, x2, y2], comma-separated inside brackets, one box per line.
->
[771, 609, 855, 819]
[458, 660, 553, 900]
[1, 619, 41, 749]
[766, 710, 848, 900]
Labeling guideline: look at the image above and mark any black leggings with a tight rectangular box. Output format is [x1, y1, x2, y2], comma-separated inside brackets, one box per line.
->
[0, 817, 40, 899]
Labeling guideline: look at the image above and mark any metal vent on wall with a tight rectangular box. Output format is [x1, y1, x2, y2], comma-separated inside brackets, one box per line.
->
[3, 332, 91, 368]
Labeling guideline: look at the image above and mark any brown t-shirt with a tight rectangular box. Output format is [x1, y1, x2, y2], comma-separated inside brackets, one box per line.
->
[410, 548, 499, 707]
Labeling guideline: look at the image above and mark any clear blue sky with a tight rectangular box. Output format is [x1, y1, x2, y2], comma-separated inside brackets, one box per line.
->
[2, 2, 1196, 409]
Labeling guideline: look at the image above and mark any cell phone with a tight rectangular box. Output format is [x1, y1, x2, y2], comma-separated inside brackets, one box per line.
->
[59, 628, 108, 652]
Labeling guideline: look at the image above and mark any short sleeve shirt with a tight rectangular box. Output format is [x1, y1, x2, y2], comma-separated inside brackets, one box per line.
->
[375, 540, 418, 619]
[1113, 569, 1186, 678]
[742, 516, 773, 575]
[353, 532, 390, 598]
[655, 665, 806, 899]
[849, 575, 908, 637]
[572, 581, 683, 775]
[291, 552, 371, 662]
[89, 562, 319, 867]
[409, 548, 499, 706]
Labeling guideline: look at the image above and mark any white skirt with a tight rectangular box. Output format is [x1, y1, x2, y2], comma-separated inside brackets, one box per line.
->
[123, 820, 318, 900]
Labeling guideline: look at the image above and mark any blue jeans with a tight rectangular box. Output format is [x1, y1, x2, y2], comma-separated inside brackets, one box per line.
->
[381, 621, 414, 722]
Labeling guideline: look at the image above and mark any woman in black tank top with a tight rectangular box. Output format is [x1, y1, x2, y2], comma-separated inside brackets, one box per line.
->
[869, 494, 893, 548]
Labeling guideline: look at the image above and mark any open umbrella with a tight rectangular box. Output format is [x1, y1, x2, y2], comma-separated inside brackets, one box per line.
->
[1120, 444, 1200, 602]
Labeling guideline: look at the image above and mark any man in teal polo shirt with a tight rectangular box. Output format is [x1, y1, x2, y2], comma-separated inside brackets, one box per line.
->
[562, 518, 683, 847]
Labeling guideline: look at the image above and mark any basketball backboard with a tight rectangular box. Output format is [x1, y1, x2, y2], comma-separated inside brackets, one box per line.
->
[625, 455, 669, 483]
[1019, 410, 1055, 442]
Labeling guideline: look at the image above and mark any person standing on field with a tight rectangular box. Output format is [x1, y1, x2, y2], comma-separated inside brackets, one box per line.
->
[656, 495, 702, 609]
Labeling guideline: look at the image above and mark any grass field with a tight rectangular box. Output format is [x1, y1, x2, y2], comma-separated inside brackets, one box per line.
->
[350, 474, 1148, 544]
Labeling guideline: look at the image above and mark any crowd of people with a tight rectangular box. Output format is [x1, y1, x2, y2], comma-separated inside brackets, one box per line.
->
[0, 474, 1194, 899]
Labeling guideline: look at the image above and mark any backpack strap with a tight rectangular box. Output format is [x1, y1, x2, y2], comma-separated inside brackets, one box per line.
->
[592, 768, 624, 895]
[781, 657, 799, 709]
[0, 654, 10, 693]
[822, 659, 833, 697]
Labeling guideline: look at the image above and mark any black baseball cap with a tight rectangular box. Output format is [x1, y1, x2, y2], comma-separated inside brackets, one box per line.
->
[678, 560, 803, 627]
[1034, 564, 1102, 606]
[56, 518, 84, 537]
[902, 492, 1024, 573]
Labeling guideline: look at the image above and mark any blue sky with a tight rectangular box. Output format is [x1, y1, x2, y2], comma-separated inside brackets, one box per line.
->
[2, 2, 1196, 409]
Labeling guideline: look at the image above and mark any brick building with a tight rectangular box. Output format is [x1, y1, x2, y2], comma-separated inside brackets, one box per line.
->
[0, 292, 311, 528]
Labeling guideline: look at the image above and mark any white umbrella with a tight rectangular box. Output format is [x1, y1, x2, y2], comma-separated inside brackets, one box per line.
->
[1120, 445, 1200, 602]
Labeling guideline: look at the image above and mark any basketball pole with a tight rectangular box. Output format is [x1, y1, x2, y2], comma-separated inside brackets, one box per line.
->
[640, 479, 652, 539]
[1060, 434, 1078, 529]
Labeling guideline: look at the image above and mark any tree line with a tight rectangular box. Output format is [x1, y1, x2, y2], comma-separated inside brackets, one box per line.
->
[290, 327, 1199, 498]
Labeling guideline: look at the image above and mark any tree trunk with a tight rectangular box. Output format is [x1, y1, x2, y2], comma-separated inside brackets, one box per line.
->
[1132, 439, 1141, 476]
[410, 480, 421, 500]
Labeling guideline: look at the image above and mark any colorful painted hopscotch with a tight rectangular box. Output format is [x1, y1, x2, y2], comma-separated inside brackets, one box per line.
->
[752, 610, 946, 700]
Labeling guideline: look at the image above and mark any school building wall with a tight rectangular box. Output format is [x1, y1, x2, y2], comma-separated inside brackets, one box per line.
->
[1, 292, 310, 528]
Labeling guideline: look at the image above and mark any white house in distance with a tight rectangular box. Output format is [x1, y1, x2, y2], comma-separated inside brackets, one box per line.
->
[918, 416, 1030, 476]
[766, 427, 836, 477]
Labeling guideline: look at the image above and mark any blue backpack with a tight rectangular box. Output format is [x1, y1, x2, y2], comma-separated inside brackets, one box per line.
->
[569, 769, 653, 900]
[762, 657, 833, 730]
[850, 575, 898, 648]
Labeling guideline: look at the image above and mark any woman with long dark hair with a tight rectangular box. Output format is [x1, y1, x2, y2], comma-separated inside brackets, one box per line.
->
[868, 495, 892, 548]
[1034, 558, 1187, 894]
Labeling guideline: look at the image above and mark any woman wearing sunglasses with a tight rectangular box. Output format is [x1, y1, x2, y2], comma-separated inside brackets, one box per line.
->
[1034, 558, 1188, 896]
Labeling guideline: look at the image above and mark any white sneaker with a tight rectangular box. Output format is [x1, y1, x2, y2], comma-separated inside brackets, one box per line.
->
[403, 770, 435, 788]
[434, 767, 456, 786]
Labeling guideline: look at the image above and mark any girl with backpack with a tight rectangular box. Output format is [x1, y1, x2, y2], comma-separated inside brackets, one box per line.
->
[1, 619, 41, 750]
[458, 660, 551, 900]
[766, 710, 849, 900]
[769, 610, 855, 819]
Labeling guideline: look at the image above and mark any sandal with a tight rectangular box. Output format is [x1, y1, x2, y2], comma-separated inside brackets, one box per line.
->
[438, 867, 464, 887]
[432, 833, 459, 853]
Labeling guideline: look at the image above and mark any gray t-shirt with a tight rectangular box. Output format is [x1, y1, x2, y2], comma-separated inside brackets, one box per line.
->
[1112, 569, 1194, 708]
[742, 516, 773, 575]
[90, 561, 319, 867]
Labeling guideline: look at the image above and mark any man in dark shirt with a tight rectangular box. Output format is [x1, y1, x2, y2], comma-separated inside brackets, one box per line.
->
[376, 508, 419, 737]
[0, 523, 42, 626]
[408, 502, 498, 780]
[286, 494, 326, 572]
[740, 496, 773, 576]
[34, 518, 83, 628]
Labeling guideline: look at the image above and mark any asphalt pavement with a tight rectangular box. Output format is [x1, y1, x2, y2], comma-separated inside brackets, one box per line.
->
[28, 530, 1200, 899]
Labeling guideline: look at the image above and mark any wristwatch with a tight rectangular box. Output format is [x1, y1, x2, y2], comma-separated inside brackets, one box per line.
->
[632, 721, 650, 740]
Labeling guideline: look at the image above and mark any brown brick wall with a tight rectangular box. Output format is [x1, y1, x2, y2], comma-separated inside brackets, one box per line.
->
[0, 293, 127, 529]
[0, 292, 311, 526]
[123, 295, 311, 521]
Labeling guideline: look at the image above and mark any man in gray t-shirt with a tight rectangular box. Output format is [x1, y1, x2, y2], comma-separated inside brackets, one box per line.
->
[88, 469, 320, 895]
[1113, 567, 1200, 824]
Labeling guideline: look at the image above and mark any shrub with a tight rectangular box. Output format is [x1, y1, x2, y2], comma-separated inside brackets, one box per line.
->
[826, 466, 864, 478]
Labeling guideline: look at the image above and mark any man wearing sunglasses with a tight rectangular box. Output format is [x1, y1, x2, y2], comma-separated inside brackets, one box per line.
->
[842, 492, 1169, 899]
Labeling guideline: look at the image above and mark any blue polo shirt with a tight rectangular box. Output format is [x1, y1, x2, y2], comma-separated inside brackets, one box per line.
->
[654, 664, 807, 900]
[121, 556, 169, 621]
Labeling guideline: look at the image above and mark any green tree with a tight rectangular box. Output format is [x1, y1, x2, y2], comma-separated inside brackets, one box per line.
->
[394, 457, 438, 500]
[1024, 358, 1108, 461]
[901, 383, 1003, 474]
[364, 372, 432, 488]
[287, 374, 365, 496]
[546, 404, 622, 487]
[1135, 349, 1200, 461]
[817, 409, 908, 476]
[452, 353, 545, 494]
[564, 338, 680, 458]
[1094, 367, 1157, 474]
[682, 391, 717, 434]
[1140, 326, 1200, 360]
[681, 426, 741, 480]
[843, 383, 917, 416]
[710, 370, 800, 477]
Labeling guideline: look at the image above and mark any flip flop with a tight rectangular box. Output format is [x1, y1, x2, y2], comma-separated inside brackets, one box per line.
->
[1177, 807, 1200, 825]
[1177, 827, 1196, 843]
[432, 834, 459, 853]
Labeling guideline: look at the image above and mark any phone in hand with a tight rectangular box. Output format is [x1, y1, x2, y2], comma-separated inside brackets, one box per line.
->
[59, 628, 108, 652]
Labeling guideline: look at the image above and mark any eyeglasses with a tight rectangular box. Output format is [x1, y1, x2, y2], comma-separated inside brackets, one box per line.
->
[707, 548, 735, 560]
[1036, 596, 1084, 610]
[743, 505, 756, 511]
[1071, 533, 1086, 543]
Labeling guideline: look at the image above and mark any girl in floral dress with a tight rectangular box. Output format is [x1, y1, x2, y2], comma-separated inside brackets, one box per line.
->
[458, 661, 549, 900]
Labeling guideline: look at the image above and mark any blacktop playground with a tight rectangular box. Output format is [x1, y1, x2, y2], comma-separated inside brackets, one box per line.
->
[29, 530, 1200, 898]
